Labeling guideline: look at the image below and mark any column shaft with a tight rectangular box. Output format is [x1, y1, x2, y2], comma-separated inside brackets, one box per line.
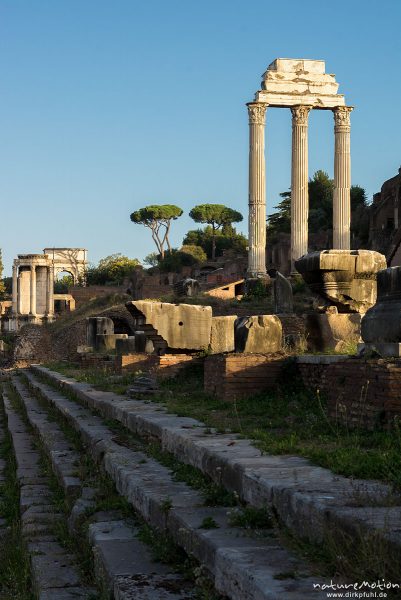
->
[333, 106, 353, 249]
[47, 266, 54, 316]
[30, 265, 36, 316]
[291, 105, 312, 271]
[247, 102, 268, 277]
[12, 265, 18, 315]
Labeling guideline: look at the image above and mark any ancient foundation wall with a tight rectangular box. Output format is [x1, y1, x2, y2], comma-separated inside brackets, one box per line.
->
[299, 357, 401, 430]
[204, 354, 285, 400]
[204, 353, 401, 429]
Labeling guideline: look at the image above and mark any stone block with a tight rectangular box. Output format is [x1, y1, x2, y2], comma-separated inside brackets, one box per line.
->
[115, 337, 137, 356]
[210, 316, 236, 354]
[234, 315, 282, 353]
[304, 313, 361, 352]
[86, 317, 114, 347]
[76, 345, 93, 354]
[273, 272, 293, 314]
[96, 334, 128, 351]
[126, 301, 212, 350]
[295, 249, 386, 313]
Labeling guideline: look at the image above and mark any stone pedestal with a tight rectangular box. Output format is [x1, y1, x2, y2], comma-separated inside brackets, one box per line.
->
[333, 107, 353, 249]
[291, 105, 311, 270]
[247, 102, 268, 278]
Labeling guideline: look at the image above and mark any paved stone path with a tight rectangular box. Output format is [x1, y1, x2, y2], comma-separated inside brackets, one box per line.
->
[16, 369, 328, 599]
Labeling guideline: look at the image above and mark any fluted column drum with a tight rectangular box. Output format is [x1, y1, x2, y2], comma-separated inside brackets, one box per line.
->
[12, 265, 18, 315]
[247, 102, 268, 277]
[333, 106, 353, 249]
[291, 105, 311, 270]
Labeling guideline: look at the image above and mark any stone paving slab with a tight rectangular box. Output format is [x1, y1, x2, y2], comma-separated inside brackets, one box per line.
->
[30, 365, 401, 555]
[39, 586, 97, 599]
[114, 574, 195, 600]
[21, 371, 327, 600]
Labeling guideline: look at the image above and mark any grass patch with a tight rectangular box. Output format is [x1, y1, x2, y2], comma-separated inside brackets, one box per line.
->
[228, 506, 273, 529]
[199, 517, 219, 530]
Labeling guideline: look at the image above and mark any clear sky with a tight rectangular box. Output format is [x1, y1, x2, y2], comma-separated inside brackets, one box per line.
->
[1, 0, 400, 275]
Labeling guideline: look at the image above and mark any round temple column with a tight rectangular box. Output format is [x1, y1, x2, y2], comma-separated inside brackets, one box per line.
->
[333, 106, 353, 249]
[30, 265, 37, 316]
[247, 102, 268, 278]
[46, 266, 55, 316]
[291, 105, 312, 271]
[12, 264, 18, 315]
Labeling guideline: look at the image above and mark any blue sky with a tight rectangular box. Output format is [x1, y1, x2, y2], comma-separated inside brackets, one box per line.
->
[1, 0, 400, 275]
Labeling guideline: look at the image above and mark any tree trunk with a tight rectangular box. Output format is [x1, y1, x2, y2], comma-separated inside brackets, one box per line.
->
[211, 224, 216, 261]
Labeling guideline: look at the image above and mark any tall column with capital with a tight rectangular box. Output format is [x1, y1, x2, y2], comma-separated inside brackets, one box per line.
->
[46, 266, 55, 316]
[12, 264, 18, 315]
[333, 106, 353, 249]
[247, 102, 268, 277]
[30, 265, 37, 316]
[291, 105, 312, 271]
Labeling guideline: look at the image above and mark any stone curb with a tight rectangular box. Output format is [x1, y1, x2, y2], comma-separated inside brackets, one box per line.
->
[23, 369, 327, 600]
[31, 365, 401, 558]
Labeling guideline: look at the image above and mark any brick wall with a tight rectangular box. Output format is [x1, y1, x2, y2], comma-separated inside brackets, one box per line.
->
[204, 353, 401, 429]
[204, 354, 285, 401]
[115, 352, 201, 379]
[297, 356, 401, 430]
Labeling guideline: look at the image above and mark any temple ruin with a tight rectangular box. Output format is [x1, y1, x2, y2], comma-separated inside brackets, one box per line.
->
[247, 58, 353, 275]
[7, 248, 87, 330]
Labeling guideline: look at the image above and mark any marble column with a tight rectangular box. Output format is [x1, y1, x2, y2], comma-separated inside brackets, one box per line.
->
[247, 102, 268, 277]
[30, 265, 37, 316]
[12, 264, 18, 315]
[46, 266, 54, 316]
[333, 106, 353, 249]
[17, 274, 23, 315]
[291, 105, 312, 271]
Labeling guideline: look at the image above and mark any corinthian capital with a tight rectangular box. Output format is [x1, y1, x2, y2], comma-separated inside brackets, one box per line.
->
[333, 106, 353, 128]
[291, 105, 312, 126]
[247, 102, 268, 126]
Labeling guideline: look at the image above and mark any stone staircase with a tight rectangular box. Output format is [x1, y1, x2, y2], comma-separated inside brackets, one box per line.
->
[0, 368, 336, 599]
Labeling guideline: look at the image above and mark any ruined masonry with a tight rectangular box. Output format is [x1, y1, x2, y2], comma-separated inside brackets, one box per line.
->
[7, 248, 87, 331]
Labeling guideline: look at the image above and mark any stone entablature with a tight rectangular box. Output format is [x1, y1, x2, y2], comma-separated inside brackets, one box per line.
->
[256, 58, 345, 108]
[247, 58, 353, 277]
